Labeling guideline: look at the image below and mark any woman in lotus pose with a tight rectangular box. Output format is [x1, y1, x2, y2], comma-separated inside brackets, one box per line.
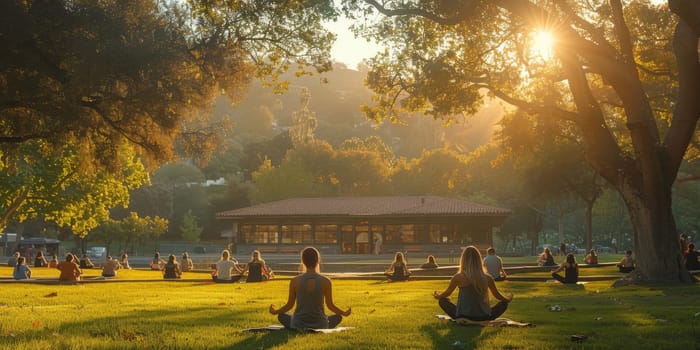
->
[13, 256, 32, 280]
[385, 251, 410, 281]
[181, 252, 194, 272]
[551, 253, 579, 284]
[434, 245, 513, 321]
[537, 247, 556, 266]
[245, 250, 272, 282]
[162, 254, 182, 279]
[212, 249, 243, 283]
[269, 247, 351, 329]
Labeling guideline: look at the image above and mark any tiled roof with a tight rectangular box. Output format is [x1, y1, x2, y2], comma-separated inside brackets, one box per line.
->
[216, 196, 510, 218]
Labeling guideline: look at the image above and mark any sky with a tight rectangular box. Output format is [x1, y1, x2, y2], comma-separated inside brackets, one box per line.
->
[325, 16, 381, 69]
[327, 0, 669, 69]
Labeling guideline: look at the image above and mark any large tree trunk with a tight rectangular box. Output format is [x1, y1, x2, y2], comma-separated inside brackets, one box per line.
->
[619, 183, 693, 282]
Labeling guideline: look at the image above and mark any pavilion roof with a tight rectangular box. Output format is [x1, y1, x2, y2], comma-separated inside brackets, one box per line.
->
[216, 196, 510, 219]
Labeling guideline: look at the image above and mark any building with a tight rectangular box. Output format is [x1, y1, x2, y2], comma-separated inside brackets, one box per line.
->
[216, 196, 510, 255]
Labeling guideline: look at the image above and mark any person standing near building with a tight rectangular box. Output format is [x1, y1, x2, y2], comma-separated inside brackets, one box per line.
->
[483, 247, 507, 281]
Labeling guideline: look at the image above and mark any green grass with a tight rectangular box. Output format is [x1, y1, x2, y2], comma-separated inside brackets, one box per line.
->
[0, 266, 698, 349]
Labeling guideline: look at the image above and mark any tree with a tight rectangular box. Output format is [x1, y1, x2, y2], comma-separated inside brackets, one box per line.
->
[0, 0, 338, 234]
[90, 212, 167, 255]
[180, 210, 203, 243]
[345, 0, 699, 282]
[497, 111, 606, 251]
[0, 140, 148, 235]
[290, 88, 318, 147]
[0, 0, 338, 167]
[390, 149, 470, 196]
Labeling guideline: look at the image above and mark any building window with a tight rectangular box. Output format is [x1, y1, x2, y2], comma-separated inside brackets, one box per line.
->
[241, 225, 278, 244]
[428, 224, 442, 243]
[428, 224, 456, 243]
[281, 224, 312, 244]
[314, 225, 338, 244]
[384, 225, 401, 243]
[400, 224, 417, 243]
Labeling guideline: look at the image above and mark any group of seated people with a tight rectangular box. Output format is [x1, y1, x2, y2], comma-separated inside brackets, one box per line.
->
[7, 250, 129, 281]
[146, 249, 274, 282]
[212, 249, 273, 283]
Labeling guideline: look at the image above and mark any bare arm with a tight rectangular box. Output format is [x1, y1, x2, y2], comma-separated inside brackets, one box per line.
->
[270, 278, 298, 315]
[433, 273, 461, 299]
[551, 262, 565, 273]
[487, 276, 513, 302]
[322, 277, 351, 316]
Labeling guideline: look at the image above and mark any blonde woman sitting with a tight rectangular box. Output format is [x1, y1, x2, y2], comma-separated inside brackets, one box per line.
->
[434, 246, 513, 321]
[385, 252, 410, 282]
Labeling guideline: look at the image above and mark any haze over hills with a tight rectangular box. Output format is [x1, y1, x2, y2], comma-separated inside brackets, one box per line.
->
[216, 63, 505, 160]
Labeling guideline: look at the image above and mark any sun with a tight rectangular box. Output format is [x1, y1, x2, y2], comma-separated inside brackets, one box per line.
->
[531, 29, 554, 60]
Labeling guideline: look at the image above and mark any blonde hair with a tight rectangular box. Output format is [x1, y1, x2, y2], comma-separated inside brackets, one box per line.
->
[250, 250, 265, 264]
[393, 252, 407, 265]
[459, 246, 489, 300]
[220, 249, 230, 261]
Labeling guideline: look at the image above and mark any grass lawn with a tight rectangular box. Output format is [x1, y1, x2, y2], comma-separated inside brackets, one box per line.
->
[0, 266, 698, 349]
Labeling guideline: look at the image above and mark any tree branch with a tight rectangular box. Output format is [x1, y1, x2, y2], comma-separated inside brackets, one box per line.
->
[479, 86, 578, 122]
[363, 0, 474, 25]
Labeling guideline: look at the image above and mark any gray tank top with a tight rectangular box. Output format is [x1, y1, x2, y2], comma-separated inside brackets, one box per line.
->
[292, 273, 329, 329]
[456, 274, 491, 319]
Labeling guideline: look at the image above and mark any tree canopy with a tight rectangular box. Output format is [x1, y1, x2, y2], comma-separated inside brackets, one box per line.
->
[344, 0, 700, 282]
[0, 0, 338, 233]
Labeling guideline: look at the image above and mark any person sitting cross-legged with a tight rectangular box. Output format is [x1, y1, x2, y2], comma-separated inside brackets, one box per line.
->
[385, 252, 410, 282]
[79, 254, 95, 269]
[269, 247, 351, 330]
[212, 249, 243, 283]
[420, 255, 439, 269]
[551, 253, 579, 284]
[617, 250, 636, 273]
[584, 249, 599, 265]
[434, 246, 513, 321]
[101, 255, 122, 278]
[244, 250, 272, 283]
[181, 252, 194, 272]
[483, 247, 507, 281]
[57, 254, 82, 282]
[684, 243, 700, 271]
[162, 254, 182, 279]
[13, 256, 32, 280]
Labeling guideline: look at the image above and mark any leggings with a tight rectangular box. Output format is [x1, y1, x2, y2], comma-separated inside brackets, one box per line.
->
[277, 313, 343, 329]
[438, 297, 508, 321]
[551, 272, 577, 284]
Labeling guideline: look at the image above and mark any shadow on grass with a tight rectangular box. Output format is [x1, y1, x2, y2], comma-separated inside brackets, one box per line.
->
[420, 318, 485, 349]
[14, 304, 293, 349]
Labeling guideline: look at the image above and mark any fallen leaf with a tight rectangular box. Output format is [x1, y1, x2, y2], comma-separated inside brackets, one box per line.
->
[121, 330, 136, 341]
[44, 292, 58, 298]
